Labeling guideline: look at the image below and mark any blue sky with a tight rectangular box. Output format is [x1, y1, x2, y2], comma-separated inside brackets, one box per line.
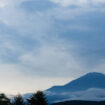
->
[0, 0, 105, 94]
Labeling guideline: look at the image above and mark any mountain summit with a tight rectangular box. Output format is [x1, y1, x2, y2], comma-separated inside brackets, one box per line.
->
[46, 72, 105, 93]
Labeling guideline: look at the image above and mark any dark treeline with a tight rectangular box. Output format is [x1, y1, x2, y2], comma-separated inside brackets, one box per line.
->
[0, 91, 48, 105]
[1, 91, 105, 105]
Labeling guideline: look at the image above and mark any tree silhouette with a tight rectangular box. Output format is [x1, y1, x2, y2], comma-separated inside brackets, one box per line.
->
[12, 94, 25, 105]
[0, 93, 10, 105]
[27, 91, 47, 105]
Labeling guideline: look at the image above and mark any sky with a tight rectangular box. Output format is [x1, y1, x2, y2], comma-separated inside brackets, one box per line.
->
[0, 0, 105, 94]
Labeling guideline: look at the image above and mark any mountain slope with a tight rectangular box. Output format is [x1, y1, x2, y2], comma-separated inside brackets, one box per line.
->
[46, 72, 105, 93]
[45, 72, 105, 103]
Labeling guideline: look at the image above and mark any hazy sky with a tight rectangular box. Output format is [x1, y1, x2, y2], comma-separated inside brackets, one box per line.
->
[0, 0, 105, 94]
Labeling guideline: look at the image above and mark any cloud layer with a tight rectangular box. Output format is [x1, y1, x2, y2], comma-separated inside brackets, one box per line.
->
[0, 0, 105, 93]
[46, 88, 105, 103]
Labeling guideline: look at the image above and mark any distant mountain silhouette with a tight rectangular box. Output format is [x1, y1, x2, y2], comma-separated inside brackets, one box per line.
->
[45, 72, 105, 103]
[46, 72, 105, 93]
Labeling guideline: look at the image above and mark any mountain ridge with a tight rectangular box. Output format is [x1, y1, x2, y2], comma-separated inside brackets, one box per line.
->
[45, 72, 105, 103]
[46, 72, 105, 93]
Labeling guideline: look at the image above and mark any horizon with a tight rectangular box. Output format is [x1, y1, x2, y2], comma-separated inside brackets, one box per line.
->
[0, 0, 105, 94]
[1, 72, 105, 95]
[3, 71, 105, 95]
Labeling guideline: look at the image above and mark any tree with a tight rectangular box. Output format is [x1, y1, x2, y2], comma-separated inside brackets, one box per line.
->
[27, 91, 47, 105]
[12, 94, 25, 105]
[0, 93, 10, 105]
[35, 91, 47, 105]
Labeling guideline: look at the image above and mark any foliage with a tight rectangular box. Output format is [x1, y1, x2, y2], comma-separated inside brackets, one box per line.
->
[27, 91, 47, 105]
[12, 94, 25, 105]
[0, 93, 10, 105]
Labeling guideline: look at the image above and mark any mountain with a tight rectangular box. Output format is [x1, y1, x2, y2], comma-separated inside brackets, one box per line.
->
[23, 72, 105, 103]
[45, 72, 105, 103]
[46, 72, 105, 93]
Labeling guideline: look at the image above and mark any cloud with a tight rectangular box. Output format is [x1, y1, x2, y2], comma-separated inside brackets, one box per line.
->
[46, 88, 105, 103]
[18, 39, 86, 77]
[0, 0, 105, 93]
[51, 0, 88, 7]
[51, 0, 105, 7]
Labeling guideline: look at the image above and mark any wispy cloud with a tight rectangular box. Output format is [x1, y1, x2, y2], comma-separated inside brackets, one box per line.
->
[51, 0, 105, 7]
[46, 88, 105, 103]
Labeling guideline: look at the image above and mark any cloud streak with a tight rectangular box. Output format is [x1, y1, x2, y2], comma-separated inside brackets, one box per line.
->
[46, 88, 105, 103]
[51, 0, 105, 7]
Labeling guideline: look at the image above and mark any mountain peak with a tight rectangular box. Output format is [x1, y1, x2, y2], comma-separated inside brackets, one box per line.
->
[85, 72, 105, 76]
[46, 72, 105, 103]
[47, 72, 105, 93]
[75, 72, 105, 80]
